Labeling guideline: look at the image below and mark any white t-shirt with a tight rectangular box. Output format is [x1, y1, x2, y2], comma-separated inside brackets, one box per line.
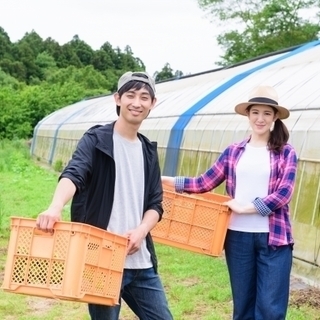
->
[108, 131, 152, 269]
[228, 144, 270, 233]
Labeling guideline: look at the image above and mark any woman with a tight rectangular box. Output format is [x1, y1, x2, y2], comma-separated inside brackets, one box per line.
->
[162, 85, 297, 320]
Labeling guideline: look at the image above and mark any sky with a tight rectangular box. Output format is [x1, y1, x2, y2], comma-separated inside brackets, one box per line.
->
[0, 0, 223, 76]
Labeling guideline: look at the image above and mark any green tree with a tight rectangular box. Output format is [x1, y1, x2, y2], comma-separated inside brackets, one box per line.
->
[175, 70, 184, 78]
[122, 45, 145, 70]
[0, 59, 26, 81]
[100, 41, 119, 68]
[43, 37, 65, 67]
[0, 85, 31, 139]
[0, 27, 12, 60]
[46, 65, 109, 90]
[154, 63, 177, 82]
[91, 49, 114, 71]
[35, 51, 57, 69]
[60, 43, 82, 68]
[69, 35, 94, 66]
[18, 30, 44, 57]
[11, 41, 43, 82]
[197, 0, 320, 65]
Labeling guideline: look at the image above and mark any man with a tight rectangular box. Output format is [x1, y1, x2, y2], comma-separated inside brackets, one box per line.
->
[36, 71, 173, 320]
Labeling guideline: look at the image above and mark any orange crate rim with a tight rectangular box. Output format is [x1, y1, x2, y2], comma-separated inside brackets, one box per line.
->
[2, 217, 128, 306]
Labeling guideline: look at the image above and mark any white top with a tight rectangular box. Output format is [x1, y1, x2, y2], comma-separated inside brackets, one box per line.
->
[228, 143, 270, 233]
[108, 131, 152, 268]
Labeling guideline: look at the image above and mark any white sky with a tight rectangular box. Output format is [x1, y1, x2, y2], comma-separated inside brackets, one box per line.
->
[0, 0, 223, 76]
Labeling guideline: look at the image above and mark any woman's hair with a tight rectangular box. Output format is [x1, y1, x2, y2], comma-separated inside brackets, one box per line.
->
[269, 118, 289, 152]
[247, 105, 289, 153]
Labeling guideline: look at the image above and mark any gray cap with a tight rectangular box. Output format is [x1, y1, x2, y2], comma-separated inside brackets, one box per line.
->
[117, 71, 156, 94]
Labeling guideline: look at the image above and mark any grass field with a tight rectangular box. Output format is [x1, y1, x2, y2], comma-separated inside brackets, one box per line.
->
[0, 140, 319, 319]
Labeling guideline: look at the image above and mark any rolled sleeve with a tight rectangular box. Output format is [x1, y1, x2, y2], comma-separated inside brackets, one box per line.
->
[175, 176, 185, 193]
[253, 197, 273, 216]
[258, 146, 297, 212]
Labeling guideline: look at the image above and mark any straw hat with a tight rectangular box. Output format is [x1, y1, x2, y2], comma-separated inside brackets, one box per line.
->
[234, 86, 290, 119]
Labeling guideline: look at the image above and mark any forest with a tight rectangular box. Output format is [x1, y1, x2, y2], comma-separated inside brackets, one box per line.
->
[0, 27, 181, 139]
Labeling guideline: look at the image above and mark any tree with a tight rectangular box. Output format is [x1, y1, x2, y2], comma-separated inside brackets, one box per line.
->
[35, 52, 56, 69]
[175, 70, 184, 78]
[19, 30, 44, 57]
[197, 0, 320, 65]
[0, 27, 12, 60]
[121, 45, 145, 70]
[60, 43, 82, 67]
[91, 49, 114, 71]
[11, 41, 43, 82]
[43, 37, 65, 67]
[154, 63, 174, 82]
[100, 41, 118, 69]
[0, 67, 21, 88]
[0, 58, 25, 81]
[154, 63, 183, 82]
[69, 35, 94, 66]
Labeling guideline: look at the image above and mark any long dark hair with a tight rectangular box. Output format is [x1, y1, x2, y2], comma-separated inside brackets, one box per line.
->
[247, 105, 289, 153]
[269, 118, 289, 152]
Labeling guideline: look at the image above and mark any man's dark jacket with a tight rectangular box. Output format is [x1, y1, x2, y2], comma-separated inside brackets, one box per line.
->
[60, 122, 164, 272]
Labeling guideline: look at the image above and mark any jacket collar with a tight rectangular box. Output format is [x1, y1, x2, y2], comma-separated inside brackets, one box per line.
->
[95, 121, 157, 157]
[95, 122, 115, 156]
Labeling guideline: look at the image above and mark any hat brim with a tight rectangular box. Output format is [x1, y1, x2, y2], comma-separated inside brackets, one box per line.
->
[234, 102, 290, 120]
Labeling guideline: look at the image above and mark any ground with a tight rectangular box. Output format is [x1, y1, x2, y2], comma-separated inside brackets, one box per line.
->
[290, 275, 320, 309]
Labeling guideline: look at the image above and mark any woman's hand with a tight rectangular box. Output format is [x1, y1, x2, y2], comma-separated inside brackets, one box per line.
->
[161, 176, 175, 187]
[224, 199, 257, 215]
[224, 199, 245, 214]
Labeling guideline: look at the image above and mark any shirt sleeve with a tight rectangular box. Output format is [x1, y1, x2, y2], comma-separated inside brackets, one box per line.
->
[174, 147, 228, 194]
[253, 146, 297, 216]
[59, 131, 96, 193]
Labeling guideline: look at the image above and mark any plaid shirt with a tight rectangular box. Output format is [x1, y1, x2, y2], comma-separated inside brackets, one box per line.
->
[175, 138, 297, 246]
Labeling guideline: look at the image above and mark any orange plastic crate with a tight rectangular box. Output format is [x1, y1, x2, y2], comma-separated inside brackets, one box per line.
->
[2, 217, 128, 306]
[152, 187, 231, 256]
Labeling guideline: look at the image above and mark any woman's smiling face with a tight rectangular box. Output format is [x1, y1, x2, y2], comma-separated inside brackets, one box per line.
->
[247, 104, 278, 136]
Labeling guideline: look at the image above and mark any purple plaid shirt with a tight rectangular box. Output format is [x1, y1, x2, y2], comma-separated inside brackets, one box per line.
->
[175, 138, 297, 246]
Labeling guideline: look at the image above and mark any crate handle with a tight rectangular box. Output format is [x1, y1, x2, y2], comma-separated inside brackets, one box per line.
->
[34, 228, 54, 236]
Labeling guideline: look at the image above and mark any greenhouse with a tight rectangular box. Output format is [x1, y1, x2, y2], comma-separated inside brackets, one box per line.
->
[31, 40, 320, 284]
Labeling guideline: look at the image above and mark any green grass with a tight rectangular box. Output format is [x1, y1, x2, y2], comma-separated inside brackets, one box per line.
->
[0, 140, 319, 319]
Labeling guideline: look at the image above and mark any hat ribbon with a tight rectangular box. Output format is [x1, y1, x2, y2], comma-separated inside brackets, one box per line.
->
[249, 97, 278, 105]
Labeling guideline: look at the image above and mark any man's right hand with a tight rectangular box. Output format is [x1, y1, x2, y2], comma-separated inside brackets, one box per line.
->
[36, 207, 61, 233]
[35, 177, 76, 233]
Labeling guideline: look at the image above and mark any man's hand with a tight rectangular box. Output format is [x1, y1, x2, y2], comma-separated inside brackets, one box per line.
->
[35, 177, 76, 233]
[124, 224, 148, 255]
[36, 207, 62, 233]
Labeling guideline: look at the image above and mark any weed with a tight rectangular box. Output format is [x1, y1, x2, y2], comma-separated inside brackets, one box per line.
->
[53, 159, 64, 172]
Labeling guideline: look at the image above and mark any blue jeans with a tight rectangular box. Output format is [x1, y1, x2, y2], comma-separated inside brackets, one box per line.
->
[224, 230, 292, 320]
[88, 267, 173, 320]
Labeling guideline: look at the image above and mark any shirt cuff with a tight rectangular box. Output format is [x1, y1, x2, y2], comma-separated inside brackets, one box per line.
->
[253, 198, 272, 217]
[175, 176, 185, 193]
